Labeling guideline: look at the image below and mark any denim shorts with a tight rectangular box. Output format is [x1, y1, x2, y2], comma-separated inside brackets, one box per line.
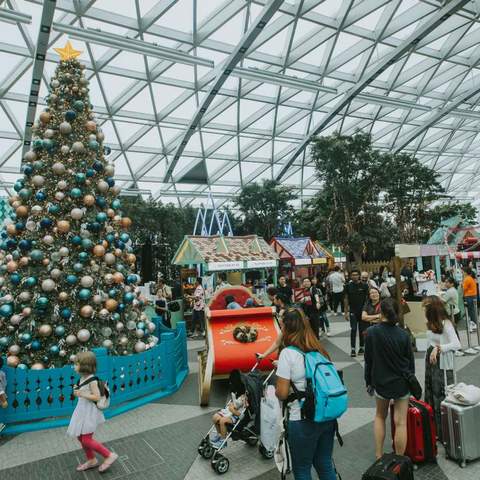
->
[375, 391, 409, 401]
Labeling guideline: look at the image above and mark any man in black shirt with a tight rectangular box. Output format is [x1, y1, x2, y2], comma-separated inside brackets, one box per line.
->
[344, 269, 369, 357]
[277, 275, 293, 303]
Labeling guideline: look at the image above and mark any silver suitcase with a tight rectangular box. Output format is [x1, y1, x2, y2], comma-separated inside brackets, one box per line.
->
[440, 400, 480, 467]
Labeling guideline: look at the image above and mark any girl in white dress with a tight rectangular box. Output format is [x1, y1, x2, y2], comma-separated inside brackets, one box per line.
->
[67, 351, 118, 472]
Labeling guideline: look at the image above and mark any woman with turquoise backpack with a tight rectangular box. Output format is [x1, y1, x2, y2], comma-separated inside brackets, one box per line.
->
[276, 308, 348, 480]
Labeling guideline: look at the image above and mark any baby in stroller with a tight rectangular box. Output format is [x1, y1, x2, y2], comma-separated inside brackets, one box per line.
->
[210, 370, 248, 448]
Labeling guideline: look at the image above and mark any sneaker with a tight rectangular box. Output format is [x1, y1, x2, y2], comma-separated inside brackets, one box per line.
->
[350, 349, 356, 357]
[469, 322, 477, 332]
[326, 328, 331, 337]
[455, 350, 465, 357]
[358, 348, 365, 356]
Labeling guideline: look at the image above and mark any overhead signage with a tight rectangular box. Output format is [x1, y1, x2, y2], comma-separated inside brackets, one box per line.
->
[312, 258, 327, 265]
[246, 260, 277, 269]
[207, 261, 243, 272]
[295, 258, 311, 266]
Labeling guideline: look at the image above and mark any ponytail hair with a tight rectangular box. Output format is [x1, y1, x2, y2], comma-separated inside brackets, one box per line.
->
[380, 297, 399, 325]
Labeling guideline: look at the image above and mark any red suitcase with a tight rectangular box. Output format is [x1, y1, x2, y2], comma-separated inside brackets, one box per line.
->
[390, 397, 437, 463]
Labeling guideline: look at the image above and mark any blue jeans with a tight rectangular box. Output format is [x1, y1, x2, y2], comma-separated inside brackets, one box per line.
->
[465, 296, 477, 324]
[287, 419, 336, 480]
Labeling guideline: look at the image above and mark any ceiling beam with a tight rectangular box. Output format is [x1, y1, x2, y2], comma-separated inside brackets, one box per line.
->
[275, 0, 471, 181]
[163, 0, 284, 181]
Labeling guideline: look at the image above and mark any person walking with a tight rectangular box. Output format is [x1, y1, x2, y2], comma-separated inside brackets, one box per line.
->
[275, 308, 337, 480]
[329, 266, 345, 314]
[312, 275, 330, 336]
[67, 352, 118, 472]
[462, 268, 478, 333]
[344, 269, 369, 357]
[440, 276, 463, 354]
[423, 296, 461, 441]
[364, 298, 414, 460]
[300, 277, 320, 338]
[277, 275, 293, 303]
[190, 277, 205, 338]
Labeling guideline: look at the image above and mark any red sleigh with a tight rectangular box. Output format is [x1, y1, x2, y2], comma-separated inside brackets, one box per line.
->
[198, 286, 279, 405]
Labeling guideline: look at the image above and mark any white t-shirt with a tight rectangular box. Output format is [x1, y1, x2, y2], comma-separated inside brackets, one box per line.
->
[276, 347, 306, 421]
[329, 272, 345, 293]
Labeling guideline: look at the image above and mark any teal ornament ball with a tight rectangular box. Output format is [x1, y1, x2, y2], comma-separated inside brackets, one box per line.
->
[78, 288, 91, 300]
[88, 140, 99, 151]
[55, 325, 65, 336]
[31, 339, 41, 351]
[20, 332, 32, 344]
[26, 276, 37, 287]
[49, 345, 60, 355]
[70, 188, 82, 198]
[73, 100, 84, 112]
[108, 288, 118, 298]
[96, 212, 107, 223]
[19, 188, 32, 199]
[48, 204, 60, 214]
[113, 313, 121, 321]
[65, 110, 76, 121]
[33, 160, 44, 170]
[36, 297, 49, 308]
[66, 274, 77, 284]
[75, 173, 86, 183]
[73, 263, 83, 272]
[120, 233, 129, 243]
[0, 304, 13, 317]
[33, 139, 43, 150]
[78, 252, 89, 262]
[123, 292, 134, 303]
[81, 238, 93, 250]
[111, 199, 121, 210]
[17, 363, 27, 370]
[30, 249, 44, 262]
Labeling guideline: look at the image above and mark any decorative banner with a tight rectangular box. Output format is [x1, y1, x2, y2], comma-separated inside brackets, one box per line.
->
[207, 261, 243, 272]
[295, 258, 311, 266]
[246, 259, 277, 269]
[312, 257, 327, 265]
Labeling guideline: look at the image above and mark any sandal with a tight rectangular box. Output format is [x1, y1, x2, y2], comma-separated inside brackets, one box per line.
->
[98, 452, 118, 473]
[76, 461, 98, 472]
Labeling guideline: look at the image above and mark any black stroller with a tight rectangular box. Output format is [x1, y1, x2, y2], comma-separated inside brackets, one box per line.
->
[198, 364, 275, 474]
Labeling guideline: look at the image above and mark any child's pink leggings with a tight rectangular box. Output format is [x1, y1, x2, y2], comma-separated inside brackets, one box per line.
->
[77, 433, 111, 460]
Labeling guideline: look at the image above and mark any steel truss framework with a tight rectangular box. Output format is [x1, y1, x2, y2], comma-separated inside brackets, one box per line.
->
[1, 0, 480, 208]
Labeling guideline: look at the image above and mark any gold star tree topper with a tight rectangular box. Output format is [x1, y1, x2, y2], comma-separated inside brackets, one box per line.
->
[54, 40, 82, 61]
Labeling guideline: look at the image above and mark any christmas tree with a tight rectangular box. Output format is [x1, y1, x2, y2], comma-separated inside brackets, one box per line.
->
[0, 41, 156, 369]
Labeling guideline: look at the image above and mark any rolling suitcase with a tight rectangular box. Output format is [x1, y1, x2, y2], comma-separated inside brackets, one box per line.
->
[440, 351, 480, 467]
[390, 398, 437, 463]
[362, 453, 414, 480]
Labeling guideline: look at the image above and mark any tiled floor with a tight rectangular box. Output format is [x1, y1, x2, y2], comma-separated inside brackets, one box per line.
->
[1, 315, 479, 479]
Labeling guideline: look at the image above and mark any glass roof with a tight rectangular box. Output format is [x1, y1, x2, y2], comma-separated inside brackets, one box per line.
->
[1, 0, 480, 208]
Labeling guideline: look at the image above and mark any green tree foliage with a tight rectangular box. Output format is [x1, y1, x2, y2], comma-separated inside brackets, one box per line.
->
[380, 152, 445, 243]
[299, 132, 476, 262]
[307, 132, 385, 263]
[233, 180, 297, 240]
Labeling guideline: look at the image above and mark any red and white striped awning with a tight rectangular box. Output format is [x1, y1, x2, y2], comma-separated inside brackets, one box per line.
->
[455, 251, 480, 260]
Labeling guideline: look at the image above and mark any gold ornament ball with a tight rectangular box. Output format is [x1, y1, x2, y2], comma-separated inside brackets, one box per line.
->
[105, 299, 118, 312]
[59, 291, 69, 301]
[39, 324, 53, 337]
[127, 254, 136, 264]
[114, 249, 122, 257]
[113, 272, 124, 284]
[22, 307, 31, 316]
[39, 111, 51, 123]
[80, 305, 94, 318]
[42, 258, 50, 266]
[57, 220, 70, 233]
[7, 261, 18, 272]
[93, 245, 105, 257]
[19, 256, 29, 267]
[121, 217, 132, 229]
[85, 120, 97, 132]
[16, 206, 28, 217]
[83, 195, 95, 207]
[7, 356, 20, 367]
[31, 362, 45, 370]
[8, 196, 18, 206]
[6, 224, 16, 235]
[107, 209, 115, 218]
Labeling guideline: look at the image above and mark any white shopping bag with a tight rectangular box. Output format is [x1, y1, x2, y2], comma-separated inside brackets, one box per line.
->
[260, 385, 282, 452]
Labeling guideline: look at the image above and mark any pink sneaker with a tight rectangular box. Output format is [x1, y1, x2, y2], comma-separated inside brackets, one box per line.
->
[98, 453, 118, 473]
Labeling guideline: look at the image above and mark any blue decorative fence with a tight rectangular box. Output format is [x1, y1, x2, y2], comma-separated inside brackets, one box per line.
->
[0, 320, 189, 434]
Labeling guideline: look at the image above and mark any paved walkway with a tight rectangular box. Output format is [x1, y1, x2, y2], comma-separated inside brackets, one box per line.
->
[1, 315, 479, 479]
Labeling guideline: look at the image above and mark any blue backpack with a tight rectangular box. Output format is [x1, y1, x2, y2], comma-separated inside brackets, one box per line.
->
[287, 347, 348, 423]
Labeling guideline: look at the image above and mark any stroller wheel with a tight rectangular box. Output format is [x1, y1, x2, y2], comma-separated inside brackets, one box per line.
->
[201, 444, 214, 459]
[259, 444, 274, 459]
[246, 436, 258, 447]
[212, 455, 230, 474]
